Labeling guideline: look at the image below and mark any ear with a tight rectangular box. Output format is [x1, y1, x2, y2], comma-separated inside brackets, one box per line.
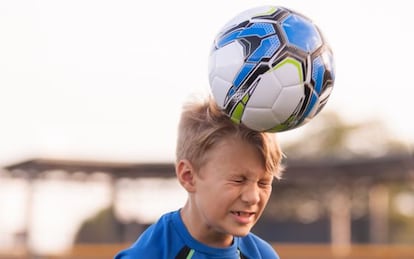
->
[176, 159, 196, 193]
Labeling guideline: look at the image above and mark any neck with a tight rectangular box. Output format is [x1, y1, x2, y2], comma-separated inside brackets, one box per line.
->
[180, 201, 234, 248]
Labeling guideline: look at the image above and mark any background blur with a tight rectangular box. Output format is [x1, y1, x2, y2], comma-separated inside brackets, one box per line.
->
[1, 0, 413, 258]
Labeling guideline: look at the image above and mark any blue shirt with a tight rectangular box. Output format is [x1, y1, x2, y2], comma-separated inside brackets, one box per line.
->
[115, 210, 279, 259]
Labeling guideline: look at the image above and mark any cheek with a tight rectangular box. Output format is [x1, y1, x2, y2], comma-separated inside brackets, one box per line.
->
[260, 190, 272, 204]
[206, 186, 239, 207]
[198, 182, 230, 204]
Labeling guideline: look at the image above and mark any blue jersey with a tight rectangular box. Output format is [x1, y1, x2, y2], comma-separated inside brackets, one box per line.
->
[114, 210, 279, 259]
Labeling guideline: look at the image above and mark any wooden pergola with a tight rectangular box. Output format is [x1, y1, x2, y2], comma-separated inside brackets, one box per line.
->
[2, 154, 414, 255]
[5, 154, 414, 181]
[4, 158, 176, 179]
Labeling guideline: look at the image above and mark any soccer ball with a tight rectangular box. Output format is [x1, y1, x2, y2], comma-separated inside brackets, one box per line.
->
[208, 5, 335, 132]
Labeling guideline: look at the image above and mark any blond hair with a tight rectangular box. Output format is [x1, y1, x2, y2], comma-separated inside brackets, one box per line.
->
[176, 96, 284, 179]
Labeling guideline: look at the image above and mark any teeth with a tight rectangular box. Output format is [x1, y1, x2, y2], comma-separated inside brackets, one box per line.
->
[235, 211, 250, 217]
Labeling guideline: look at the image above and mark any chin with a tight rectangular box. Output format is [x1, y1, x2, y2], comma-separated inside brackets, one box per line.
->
[229, 226, 253, 237]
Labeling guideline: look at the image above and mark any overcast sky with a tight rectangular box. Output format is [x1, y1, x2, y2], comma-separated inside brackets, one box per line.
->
[1, 0, 413, 166]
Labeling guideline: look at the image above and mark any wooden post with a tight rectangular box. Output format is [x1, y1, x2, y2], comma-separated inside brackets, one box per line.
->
[369, 184, 389, 243]
[329, 189, 351, 257]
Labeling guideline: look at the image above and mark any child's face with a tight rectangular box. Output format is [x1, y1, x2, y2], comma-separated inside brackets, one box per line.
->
[190, 136, 273, 246]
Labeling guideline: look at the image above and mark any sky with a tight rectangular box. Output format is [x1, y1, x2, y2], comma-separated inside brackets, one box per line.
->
[1, 0, 414, 167]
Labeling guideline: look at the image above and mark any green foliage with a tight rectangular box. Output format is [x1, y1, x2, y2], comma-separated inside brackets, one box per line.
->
[281, 111, 410, 160]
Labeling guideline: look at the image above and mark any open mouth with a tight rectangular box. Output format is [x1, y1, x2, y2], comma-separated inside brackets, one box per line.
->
[230, 211, 256, 224]
[231, 211, 255, 217]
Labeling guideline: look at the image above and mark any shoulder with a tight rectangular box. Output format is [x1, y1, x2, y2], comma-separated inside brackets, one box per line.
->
[114, 223, 162, 259]
[114, 211, 182, 259]
[238, 233, 279, 259]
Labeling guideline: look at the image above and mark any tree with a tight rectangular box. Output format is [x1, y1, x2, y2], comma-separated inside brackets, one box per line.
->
[280, 111, 410, 160]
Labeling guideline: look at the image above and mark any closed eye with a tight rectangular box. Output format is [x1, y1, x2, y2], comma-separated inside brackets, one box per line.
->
[259, 181, 272, 187]
[230, 176, 246, 184]
[259, 178, 273, 187]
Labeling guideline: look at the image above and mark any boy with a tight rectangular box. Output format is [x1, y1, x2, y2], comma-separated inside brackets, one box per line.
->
[115, 96, 284, 258]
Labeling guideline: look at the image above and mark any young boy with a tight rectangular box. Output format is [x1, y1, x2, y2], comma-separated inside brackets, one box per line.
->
[115, 96, 284, 258]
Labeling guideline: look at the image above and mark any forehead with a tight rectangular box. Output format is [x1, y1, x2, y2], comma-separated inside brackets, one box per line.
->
[200, 137, 269, 177]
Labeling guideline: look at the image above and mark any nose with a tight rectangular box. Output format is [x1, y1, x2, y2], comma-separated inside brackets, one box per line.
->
[241, 183, 261, 205]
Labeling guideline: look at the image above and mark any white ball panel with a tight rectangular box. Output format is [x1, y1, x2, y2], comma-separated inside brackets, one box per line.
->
[212, 42, 244, 83]
[208, 51, 217, 85]
[210, 76, 233, 108]
[247, 71, 282, 108]
[272, 60, 303, 87]
[272, 84, 304, 122]
[242, 107, 281, 131]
